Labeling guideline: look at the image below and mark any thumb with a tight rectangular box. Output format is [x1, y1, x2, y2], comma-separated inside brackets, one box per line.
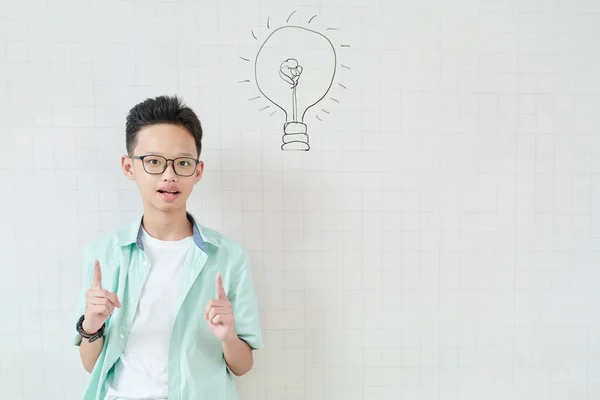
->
[92, 260, 102, 289]
[216, 272, 227, 300]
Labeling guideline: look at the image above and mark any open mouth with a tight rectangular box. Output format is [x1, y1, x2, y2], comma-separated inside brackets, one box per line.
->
[157, 190, 181, 202]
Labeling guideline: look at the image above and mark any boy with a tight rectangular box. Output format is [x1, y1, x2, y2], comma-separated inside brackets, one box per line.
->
[73, 95, 263, 400]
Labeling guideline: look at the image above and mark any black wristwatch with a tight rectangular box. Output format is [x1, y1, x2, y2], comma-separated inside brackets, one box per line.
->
[76, 315, 105, 343]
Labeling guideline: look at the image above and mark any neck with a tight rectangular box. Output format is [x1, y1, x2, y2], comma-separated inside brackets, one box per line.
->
[141, 207, 193, 241]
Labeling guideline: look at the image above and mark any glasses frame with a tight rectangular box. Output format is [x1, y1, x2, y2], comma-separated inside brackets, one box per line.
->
[130, 155, 200, 177]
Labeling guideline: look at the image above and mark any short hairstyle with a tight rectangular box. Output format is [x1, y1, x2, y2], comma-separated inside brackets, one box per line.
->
[125, 95, 203, 157]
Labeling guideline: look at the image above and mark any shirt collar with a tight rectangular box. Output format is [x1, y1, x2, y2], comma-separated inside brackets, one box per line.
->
[115, 211, 211, 252]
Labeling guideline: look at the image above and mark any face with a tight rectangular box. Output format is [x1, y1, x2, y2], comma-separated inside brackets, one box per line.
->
[121, 123, 204, 214]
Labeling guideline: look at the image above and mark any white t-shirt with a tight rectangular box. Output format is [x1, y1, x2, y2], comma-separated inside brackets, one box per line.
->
[104, 228, 192, 400]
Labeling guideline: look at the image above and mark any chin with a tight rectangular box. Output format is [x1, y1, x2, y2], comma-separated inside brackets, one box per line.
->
[146, 198, 185, 214]
[156, 202, 184, 212]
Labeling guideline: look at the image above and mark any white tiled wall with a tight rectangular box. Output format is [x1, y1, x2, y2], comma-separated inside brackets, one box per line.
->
[1, 0, 600, 399]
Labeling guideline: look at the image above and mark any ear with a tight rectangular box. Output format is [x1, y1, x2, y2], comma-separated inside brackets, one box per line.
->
[194, 160, 204, 184]
[121, 155, 136, 181]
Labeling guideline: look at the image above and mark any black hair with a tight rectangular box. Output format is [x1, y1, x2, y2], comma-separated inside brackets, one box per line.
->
[125, 95, 203, 157]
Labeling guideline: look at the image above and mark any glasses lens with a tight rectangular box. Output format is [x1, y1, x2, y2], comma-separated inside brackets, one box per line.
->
[143, 156, 166, 174]
[174, 157, 197, 176]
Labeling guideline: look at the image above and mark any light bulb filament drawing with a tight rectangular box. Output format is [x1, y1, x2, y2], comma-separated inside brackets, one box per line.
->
[279, 58, 303, 121]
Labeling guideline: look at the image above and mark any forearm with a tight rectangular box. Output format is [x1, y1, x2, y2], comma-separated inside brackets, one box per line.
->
[79, 337, 104, 373]
[221, 333, 254, 376]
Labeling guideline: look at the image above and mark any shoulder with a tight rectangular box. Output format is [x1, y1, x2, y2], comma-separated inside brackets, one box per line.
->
[197, 224, 246, 254]
[196, 224, 249, 265]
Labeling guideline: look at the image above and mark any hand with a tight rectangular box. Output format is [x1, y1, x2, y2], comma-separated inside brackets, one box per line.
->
[204, 272, 235, 341]
[83, 260, 121, 334]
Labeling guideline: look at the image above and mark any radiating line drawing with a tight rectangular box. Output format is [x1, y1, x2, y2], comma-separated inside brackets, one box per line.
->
[239, 11, 350, 151]
[286, 10, 297, 23]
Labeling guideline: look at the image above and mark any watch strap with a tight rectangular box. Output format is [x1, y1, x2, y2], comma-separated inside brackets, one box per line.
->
[76, 314, 105, 343]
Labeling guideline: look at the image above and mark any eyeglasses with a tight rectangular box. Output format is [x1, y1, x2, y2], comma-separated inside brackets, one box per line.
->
[130, 155, 200, 177]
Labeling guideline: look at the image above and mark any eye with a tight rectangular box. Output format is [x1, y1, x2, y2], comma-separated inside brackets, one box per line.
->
[144, 157, 164, 165]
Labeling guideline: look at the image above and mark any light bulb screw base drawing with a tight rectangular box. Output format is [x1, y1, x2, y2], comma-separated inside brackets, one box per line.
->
[281, 121, 309, 151]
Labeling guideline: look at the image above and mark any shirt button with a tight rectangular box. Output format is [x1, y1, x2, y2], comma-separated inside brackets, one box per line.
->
[131, 298, 136, 303]
[120, 334, 125, 339]
[143, 261, 149, 266]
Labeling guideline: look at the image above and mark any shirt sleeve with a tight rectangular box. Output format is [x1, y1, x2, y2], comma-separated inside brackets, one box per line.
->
[229, 247, 264, 350]
[73, 245, 93, 346]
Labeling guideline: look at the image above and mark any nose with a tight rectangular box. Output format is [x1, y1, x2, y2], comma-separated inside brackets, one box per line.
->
[162, 160, 178, 180]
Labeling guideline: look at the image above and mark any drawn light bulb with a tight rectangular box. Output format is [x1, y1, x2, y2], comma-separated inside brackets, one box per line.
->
[255, 26, 337, 151]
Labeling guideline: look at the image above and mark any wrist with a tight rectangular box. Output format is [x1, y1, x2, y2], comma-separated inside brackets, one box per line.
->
[79, 315, 104, 338]
[81, 320, 97, 334]
[220, 330, 238, 345]
[77, 314, 105, 343]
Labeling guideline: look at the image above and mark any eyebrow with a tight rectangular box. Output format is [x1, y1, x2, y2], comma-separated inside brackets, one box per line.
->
[144, 152, 196, 157]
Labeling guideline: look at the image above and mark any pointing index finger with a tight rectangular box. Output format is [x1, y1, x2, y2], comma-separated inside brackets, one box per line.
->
[216, 272, 227, 300]
[92, 260, 102, 289]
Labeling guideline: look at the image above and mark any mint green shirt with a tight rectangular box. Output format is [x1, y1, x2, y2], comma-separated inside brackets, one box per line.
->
[73, 212, 264, 400]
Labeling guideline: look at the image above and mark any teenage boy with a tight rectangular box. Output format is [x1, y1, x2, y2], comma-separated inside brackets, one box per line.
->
[73, 95, 263, 400]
